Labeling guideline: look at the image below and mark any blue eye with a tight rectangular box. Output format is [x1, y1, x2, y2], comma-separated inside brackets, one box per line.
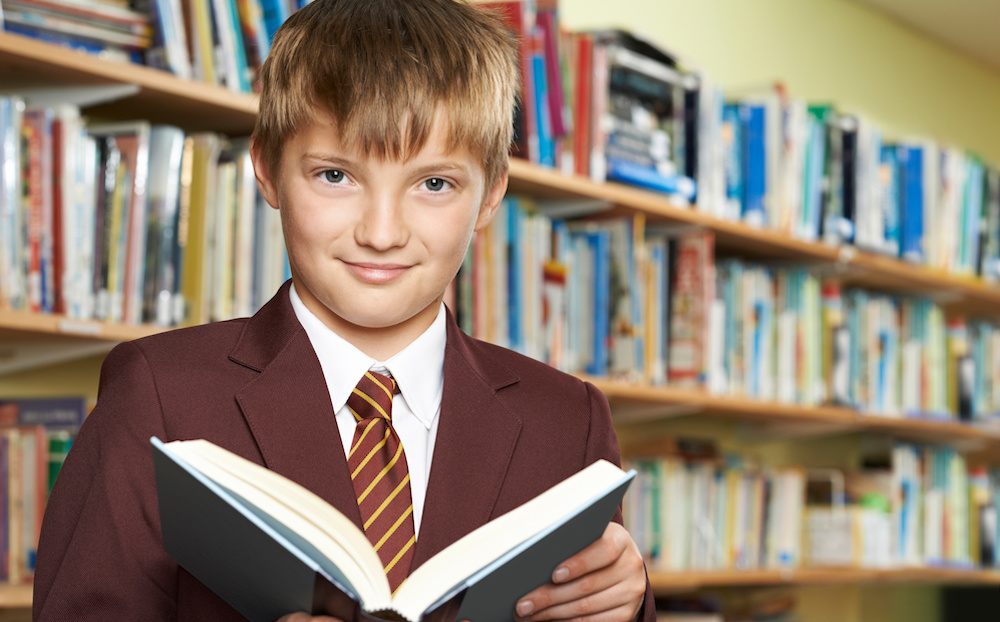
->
[322, 169, 346, 183]
[423, 178, 451, 192]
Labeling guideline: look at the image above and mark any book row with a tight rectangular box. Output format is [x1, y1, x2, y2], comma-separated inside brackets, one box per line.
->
[0, 97, 289, 327]
[0, 0, 296, 94]
[490, 2, 1000, 283]
[452, 196, 1000, 423]
[624, 440, 1000, 573]
[0, 396, 86, 584]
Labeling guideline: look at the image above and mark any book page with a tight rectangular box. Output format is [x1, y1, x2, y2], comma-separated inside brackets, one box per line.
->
[390, 460, 628, 619]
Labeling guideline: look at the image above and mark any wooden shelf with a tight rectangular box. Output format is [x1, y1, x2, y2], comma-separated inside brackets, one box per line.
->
[587, 376, 1000, 449]
[649, 567, 1000, 592]
[0, 584, 32, 608]
[0, 31, 257, 135]
[0, 310, 165, 343]
[0, 309, 998, 450]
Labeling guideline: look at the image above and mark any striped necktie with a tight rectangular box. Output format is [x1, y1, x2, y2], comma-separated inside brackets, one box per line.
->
[346, 371, 415, 593]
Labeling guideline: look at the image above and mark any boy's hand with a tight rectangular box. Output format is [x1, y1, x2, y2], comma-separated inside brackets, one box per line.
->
[275, 614, 343, 622]
[514, 522, 645, 622]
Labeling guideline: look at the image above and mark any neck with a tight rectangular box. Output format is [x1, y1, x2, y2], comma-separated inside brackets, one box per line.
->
[300, 291, 442, 362]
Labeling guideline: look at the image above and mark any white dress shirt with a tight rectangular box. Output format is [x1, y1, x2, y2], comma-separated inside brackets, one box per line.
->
[289, 284, 445, 535]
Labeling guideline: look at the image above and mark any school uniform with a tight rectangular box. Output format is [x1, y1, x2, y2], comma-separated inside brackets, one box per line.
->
[33, 280, 655, 621]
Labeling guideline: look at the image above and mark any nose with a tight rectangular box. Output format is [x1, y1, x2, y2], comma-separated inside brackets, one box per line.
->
[354, 192, 409, 251]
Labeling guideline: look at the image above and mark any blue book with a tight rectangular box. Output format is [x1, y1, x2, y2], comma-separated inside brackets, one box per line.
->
[898, 145, 925, 263]
[803, 116, 827, 240]
[506, 198, 524, 354]
[723, 104, 744, 220]
[880, 145, 901, 257]
[588, 229, 611, 376]
[1, 22, 144, 63]
[226, 0, 253, 92]
[742, 105, 767, 227]
[964, 159, 985, 274]
[605, 157, 696, 201]
[259, 0, 290, 42]
[531, 28, 555, 167]
[0, 396, 87, 429]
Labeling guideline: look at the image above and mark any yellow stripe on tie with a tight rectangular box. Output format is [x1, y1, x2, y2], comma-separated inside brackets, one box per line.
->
[349, 419, 381, 459]
[366, 372, 394, 400]
[363, 473, 410, 529]
[386, 534, 416, 582]
[352, 387, 390, 420]
[358, 444, 405, 504]
[350, 429, 390, 479]
[374, 505, 414, 552]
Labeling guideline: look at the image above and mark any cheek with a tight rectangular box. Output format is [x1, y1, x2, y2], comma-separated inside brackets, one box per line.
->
[422, 211, 477, 264]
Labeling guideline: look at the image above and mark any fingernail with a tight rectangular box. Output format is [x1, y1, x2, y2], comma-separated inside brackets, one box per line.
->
[517, 600, 534, 616]
[553, 566, 570, 583]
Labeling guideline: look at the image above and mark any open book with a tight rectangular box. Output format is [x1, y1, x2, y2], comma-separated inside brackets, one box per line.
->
[151, 438, 634, 622]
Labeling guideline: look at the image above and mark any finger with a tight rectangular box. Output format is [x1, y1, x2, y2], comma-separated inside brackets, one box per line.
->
[552, 523, 630, 587]
[521, 582, 640, 622]
[517, 564, 621, 617]
[517, 556, 645, 621]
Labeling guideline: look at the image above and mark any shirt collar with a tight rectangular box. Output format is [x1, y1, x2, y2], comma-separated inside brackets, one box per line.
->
[288, 283, 445, 430]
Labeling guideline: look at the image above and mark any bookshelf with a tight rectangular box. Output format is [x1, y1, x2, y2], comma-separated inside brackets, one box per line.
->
[649, 567, 1000, 592]
[2, 3, 1000, 620]
[0, 32, 257, 135]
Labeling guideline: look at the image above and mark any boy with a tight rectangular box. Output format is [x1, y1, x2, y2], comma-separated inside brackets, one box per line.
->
[33, 1, 654, 620]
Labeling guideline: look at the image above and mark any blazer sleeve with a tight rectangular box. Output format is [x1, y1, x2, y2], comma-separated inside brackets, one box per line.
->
[33, 341, 178, 620]
[583, 381, 657, 622]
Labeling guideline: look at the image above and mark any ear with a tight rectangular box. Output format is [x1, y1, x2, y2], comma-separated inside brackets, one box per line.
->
[474, 170, 509, 232]
[250, 138, 280, 210]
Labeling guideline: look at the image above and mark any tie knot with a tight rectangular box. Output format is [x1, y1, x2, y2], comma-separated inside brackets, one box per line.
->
[347, 371, 398, 422]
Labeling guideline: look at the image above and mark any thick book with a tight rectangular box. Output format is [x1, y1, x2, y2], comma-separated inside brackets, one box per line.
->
[151, 437, 634, 622]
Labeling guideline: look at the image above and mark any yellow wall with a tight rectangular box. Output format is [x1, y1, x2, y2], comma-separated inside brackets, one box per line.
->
[560, 0, 1000, 167]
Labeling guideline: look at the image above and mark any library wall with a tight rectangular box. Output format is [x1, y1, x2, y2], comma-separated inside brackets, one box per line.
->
[561, 0, 1000, 166]
[0, 356, 104, 404]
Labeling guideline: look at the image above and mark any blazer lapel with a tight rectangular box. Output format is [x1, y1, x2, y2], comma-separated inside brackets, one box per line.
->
[228, 281, 364, 528]
[411, 312, 522, 568]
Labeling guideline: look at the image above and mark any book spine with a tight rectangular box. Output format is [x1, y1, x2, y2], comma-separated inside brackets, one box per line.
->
[742, 105, 767, 227]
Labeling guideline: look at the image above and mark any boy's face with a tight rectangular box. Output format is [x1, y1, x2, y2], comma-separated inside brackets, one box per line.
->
[254, 109, 507, 358]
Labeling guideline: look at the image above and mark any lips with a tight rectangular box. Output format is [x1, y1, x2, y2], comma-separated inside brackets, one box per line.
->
[343, 261, 411, 284]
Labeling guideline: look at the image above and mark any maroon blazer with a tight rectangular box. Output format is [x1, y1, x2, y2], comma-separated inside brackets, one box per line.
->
[33, 281, 656, 621]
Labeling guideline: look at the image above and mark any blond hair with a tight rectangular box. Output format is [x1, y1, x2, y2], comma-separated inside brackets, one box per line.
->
[253, 0, 520, 189]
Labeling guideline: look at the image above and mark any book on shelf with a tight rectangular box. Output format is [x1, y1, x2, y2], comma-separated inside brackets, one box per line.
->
[140, 0, 192, 79]
[0, 396, 87, 583]
[624, 438, 806, 572]
[152, 437, 634, 622]
[0, 96, 292, 327]
[625, 435, 1000, 574]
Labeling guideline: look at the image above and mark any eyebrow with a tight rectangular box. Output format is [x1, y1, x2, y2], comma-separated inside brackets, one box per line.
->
[302, 152, 359, 167]
[303, 152, 471, 177]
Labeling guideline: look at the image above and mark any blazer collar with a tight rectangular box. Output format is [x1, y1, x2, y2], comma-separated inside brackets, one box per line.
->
[229, 281, 364, 526]
[229, 283, 525, 567]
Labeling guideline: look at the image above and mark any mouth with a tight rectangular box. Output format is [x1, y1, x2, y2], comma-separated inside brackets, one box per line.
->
[342, 261, 412, 284]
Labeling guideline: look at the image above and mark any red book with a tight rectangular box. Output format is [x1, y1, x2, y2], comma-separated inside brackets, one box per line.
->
[573, 32, 593, 177]
[21, 109, 53, 314]
[536, 8, 565, 137]
[667, 229, 715, 386]
[51, 116, 65, 315]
